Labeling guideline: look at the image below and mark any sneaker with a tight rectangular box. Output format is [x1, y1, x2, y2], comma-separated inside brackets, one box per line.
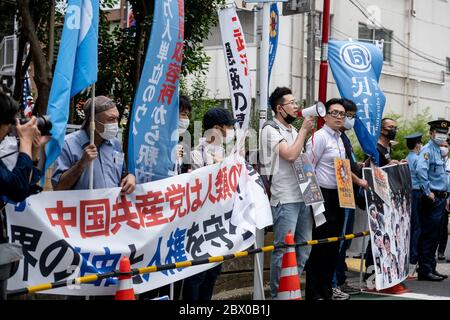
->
[438, 253, 446, 261]
[339, 282, 360, 295]
[331, 287, 350, 300]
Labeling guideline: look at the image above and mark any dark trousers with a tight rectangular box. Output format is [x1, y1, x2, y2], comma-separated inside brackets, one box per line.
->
[182, 264, 222, 300]
[438, 208, 448, 255]
[305, 188, 345, 300]
[335, 208, 355, 286]
[139, 280, 182, 300]
[410, 190, 422, 264]
[417, 196, 446, 275]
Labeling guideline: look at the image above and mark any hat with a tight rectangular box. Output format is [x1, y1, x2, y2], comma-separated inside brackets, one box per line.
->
[203, 108, 237, 131]
[405, 132, 422, 143]
[82, 96, 116, 126]
[428, 120, 450, 133]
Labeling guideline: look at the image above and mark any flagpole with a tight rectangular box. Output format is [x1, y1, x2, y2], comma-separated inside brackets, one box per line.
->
[317, 0, 330, 129]
[89, 83, 95, 190]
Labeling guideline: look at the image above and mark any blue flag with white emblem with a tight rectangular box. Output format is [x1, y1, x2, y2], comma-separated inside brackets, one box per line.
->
[268, 3, 279, 88]
[44, 0, 99, 175]
[328, 40, 386, 165]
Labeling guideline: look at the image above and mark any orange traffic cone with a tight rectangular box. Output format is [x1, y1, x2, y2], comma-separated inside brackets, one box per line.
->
[277, 231, 301, 300]
[115, 256, 136, 300]
[378, 283, 410, 294]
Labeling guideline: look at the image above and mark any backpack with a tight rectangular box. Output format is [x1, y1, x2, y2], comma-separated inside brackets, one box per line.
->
[255, 120, 281, 199]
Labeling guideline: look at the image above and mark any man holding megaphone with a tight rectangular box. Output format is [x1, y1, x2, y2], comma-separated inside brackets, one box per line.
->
[259, 86, 316, 299]
[298, 101, 326, 118]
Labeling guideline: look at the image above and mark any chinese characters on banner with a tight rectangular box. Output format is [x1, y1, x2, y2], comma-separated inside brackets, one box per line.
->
[6, 160, 272, 296]
[292, 154, 324, 206]
[363, 164, 411, 290]
[218, 5, 252, 134]
[334, 158, 355, 209]
[328, 40, 386, 165]
[128, 0, 184, 183]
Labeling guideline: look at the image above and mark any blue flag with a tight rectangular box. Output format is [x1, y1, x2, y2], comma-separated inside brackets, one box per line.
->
[268, 3, 279, 88]
[44, 0, 99, 174]
[328, 40, 386, 165]
[128, 0, 184, 183]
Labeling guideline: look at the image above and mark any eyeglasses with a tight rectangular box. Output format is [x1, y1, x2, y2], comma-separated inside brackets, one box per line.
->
[345, 113, 355, 119]
[326, 110, 346, 119]
[281, 100, 297, 107]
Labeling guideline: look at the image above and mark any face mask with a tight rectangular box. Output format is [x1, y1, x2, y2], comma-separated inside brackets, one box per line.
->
[343, 117, 355, 130]
[178, 118, 190, 134]
[440, 146, 449, 157]
[98, 122, 119, 140]
[224, 129, 235, 144]
[280, 106, 297, 124]
[0, 136, 18, 171]
[383, 129, 397, 140]
[433, 133, 447, 145]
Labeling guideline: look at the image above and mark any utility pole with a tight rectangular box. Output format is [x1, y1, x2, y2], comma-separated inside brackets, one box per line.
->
[317, 0, 330, 128]
[305, 0, 315, 108]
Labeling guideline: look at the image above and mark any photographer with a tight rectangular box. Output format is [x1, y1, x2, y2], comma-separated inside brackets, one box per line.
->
[0, 91, 48, 300]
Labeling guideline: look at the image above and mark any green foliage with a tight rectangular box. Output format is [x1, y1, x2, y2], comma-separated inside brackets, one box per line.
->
[350, 108, 432, 161]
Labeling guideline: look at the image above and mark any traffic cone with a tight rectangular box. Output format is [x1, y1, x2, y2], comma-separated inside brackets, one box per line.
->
[378, 283, 410, 294]
[115, 256, 136, 300]
[277, 231, 301, 300]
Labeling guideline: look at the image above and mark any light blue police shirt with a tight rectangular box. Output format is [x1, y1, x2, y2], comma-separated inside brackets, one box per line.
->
[406, 151, 420, 190]
[416, 140, 447, 195]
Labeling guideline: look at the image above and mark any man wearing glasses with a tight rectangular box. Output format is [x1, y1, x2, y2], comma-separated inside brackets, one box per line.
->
[304, 98, 349, 300]
[260, 87, 314, 299]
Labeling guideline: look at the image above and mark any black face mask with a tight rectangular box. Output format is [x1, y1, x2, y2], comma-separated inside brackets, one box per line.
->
[280, 106, 297, 124]
[383, 129, 397, 140]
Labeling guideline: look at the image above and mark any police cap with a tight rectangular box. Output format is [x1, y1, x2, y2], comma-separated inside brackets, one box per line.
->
[428, 120, 450, 133]
[404, 132, 422, 144]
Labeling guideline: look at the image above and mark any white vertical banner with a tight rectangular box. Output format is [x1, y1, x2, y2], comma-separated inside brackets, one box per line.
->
[218, 4, 253, 136]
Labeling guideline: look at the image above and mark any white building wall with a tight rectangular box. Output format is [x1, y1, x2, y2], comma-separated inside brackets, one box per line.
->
[202, 0, 450, 120]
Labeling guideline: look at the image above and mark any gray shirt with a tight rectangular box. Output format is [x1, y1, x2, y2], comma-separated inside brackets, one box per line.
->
[260, 118, 303, 206]
[52, 129, 125, 190]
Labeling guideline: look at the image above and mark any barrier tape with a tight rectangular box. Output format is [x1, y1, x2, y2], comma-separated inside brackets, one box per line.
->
[7, 230, 369, 296]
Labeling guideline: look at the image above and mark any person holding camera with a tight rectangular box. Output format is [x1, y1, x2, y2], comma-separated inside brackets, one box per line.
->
[51, 96, 135, 194]
[0, 91, 48, 300]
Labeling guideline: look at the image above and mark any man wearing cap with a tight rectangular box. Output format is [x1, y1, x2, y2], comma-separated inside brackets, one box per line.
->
[182, 107, 236, 301]
[405, 132, 423, 274]
[52, 95, 135, 193]
[415, 120, 450, 281]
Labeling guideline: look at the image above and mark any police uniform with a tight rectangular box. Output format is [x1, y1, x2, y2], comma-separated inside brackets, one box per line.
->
[415, 120, 450, 281]
[405, 133, 422, 265]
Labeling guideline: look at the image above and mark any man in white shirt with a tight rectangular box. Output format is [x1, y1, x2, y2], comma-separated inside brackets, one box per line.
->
[305, 98, 348, 300]
[260, 87, 314, 299]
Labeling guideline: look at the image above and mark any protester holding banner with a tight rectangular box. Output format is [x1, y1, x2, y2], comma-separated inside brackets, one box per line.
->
[405, 132, 423, 272]
[182, 107, 236, 301]
[0, 91, 46, 300]
[415, 120, 450, 281]
[331, 98, 367, 297]
[51, 96, 135, 193]
[259, 87, 314, 299]
[304, 98, 348, 300]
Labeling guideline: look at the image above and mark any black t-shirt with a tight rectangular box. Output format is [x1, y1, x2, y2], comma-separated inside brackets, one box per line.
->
[376, 143, 392, 167]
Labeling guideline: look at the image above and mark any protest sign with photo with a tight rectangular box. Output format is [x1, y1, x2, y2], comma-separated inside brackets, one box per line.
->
[292, 153, 324, 206]
[335, 158, 355, 209]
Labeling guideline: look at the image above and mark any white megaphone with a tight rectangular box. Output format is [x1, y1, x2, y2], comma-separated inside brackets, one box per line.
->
[298, 101, 326, 118]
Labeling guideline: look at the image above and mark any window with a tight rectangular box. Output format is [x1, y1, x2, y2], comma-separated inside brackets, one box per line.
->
[358, 23, 393, 63]
[447, 57, 450, 74]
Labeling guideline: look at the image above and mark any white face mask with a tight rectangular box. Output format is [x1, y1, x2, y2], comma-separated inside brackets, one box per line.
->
[97, 122, 119, 140]
[0, 136, 18, 171]
[178, 118, 190, 134]
[224, 129, 235, 144]
[440, 146, 449, 158]
[343, 117, 355, 130]
[434, 133, 447, 145]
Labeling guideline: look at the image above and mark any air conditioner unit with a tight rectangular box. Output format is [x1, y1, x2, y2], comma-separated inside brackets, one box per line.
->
[235, 0, 257, 11]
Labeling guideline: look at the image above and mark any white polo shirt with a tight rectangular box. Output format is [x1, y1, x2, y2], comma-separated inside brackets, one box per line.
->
[305, 124, 346, 189]
[260, 118, 303, 206]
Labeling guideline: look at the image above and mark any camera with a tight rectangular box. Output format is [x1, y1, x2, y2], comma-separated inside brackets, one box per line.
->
[19, 115, 52, 136]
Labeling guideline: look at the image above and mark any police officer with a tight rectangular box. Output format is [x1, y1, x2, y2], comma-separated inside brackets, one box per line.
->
[416, 120, 450, 281]
[405, 133, 423, 272]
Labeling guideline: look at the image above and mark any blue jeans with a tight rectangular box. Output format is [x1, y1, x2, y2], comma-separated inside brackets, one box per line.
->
[332, 208, 355, 288]
[409, 190, 422, 264]
[270, 202, 313, 299]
